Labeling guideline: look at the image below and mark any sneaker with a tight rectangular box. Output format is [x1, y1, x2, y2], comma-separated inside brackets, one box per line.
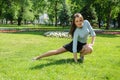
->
[32, 58, 37, 61]
[79, 56, 84, 63]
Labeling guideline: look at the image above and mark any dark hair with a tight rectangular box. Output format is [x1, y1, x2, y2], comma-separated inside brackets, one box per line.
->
[69, 13, 84, 37]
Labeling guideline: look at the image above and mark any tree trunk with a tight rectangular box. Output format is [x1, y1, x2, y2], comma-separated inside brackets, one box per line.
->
[10, 20, 13, 24]
[18, 7, 23, 26]
[106, 9, 111, 30]
[117, 13, 120, 28]
[55, 1, 57, 26]
[106, 17, 110, 30]
[5, 19, 8, 24]
[18, 17, 22, 26]
[113, 19, 116, 28]
[98, 18, 101, 28]
[24, 20, 27, 24]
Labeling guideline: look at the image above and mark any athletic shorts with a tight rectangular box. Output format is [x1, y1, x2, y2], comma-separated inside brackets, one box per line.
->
[63, 41, 86, 53]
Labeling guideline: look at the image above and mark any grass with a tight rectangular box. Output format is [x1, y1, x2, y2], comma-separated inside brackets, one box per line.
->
[0, 24, 70, 32]
[0, 31, 120, 80]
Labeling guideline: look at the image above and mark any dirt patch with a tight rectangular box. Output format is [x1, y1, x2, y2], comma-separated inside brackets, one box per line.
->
[0, 30, 19, 33]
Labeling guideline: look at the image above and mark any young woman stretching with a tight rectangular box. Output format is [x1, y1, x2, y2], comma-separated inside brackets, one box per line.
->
[32, 13, 96, 63]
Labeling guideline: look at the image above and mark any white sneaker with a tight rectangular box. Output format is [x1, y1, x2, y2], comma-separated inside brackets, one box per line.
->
[32, 57, 37, 61]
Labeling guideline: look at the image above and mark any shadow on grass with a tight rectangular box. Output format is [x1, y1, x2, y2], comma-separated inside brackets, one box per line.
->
[30, 58, 82, 70]
[116, 46, 120, 48]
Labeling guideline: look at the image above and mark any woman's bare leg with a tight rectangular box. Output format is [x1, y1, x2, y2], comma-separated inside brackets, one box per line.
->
[79, 45, 93, 62]
[80, 45, 93, 56]
[33, 47, 67, 60]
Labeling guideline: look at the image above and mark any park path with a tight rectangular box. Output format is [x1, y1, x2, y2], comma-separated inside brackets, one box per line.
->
[0, 28, 120, 35]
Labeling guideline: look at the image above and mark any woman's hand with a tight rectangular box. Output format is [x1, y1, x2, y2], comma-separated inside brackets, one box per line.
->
[88, 44, 94, 47]
[90, 36, 95, 46]
[73, 53, 78, 63]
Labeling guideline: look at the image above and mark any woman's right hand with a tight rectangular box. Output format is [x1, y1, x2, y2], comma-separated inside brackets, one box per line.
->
[73, 53, 78, 63]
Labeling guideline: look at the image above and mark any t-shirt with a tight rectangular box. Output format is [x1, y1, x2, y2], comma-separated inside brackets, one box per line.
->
[73, 20, 96, 53]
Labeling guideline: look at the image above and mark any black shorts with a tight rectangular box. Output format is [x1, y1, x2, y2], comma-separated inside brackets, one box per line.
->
[63, 41, 86, 53]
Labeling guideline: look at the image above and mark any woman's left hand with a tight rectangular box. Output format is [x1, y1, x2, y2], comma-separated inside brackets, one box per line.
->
[88, 44, 94, 47]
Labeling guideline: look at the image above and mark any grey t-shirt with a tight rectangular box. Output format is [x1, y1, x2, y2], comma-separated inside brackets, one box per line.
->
[73, 20, 96, 53]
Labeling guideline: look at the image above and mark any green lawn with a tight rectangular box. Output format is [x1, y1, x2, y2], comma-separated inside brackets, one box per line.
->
[0, 31, 120, 80]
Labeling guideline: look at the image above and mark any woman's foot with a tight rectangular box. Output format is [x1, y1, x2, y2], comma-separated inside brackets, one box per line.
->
[79, 56, 84, 63]
[32, 58, 37, 61]
[32, 56, 40, 61]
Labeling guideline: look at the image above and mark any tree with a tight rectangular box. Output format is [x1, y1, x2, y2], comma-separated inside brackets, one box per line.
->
[0, 0, 18, 24]
[94, 0, 120, 29]
[16, 0, 34, 25]
[111, 1, 120, 28]
[53, 0, 63, 26]
[5, 2, 18, 24]
[32, 0, 64, 26]
[70, 0, 85, 14]
[93, 2, 105, 28]
[0, 0, 5, 20]
[32, 0, 48, 21]
[80, 5, 97, 22]
[117, 13, 120, 28]
[59, 0, 71, 27]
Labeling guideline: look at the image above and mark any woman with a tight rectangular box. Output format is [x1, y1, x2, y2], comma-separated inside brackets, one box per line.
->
[32, 13, 96, 63]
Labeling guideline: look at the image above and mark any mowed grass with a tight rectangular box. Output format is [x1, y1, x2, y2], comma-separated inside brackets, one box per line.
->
[0, 31, 120, 80]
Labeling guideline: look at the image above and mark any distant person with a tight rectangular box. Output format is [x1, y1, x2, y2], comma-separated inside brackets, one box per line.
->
[32, 13, 96, 63]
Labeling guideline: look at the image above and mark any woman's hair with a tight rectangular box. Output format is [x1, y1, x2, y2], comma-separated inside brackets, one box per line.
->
[69, 13, 84, 37]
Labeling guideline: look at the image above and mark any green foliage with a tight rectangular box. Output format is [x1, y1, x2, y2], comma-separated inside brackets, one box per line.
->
[111, 1, 120, 19]
[0, 32, 120, 80]
[70, 0, 85, 13]
[0, 0, 120, 28]
[80, 5, 97, 22]
[23, 10, 34, 21]
[32, 0, 48, 16]
[59, 0, 71, 26]
[18, 0, 34, 20]
[94, 0, 120, 29]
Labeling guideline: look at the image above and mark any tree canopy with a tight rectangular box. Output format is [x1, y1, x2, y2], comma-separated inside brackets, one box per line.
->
[0, 0, 120, 29]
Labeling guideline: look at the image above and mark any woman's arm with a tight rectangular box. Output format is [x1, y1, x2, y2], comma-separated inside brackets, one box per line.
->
[89, 36, 95, 46]
[72, 29, 78, 62]
[73, 53, 78, 62]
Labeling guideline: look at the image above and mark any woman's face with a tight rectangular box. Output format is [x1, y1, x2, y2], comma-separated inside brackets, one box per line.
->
[74, 17, 83, 28]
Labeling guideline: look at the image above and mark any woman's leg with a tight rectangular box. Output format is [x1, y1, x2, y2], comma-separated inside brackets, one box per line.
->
[79, 45, 93, 62]
[33, 47, 67, 60]
[80, 44, 93, 57]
